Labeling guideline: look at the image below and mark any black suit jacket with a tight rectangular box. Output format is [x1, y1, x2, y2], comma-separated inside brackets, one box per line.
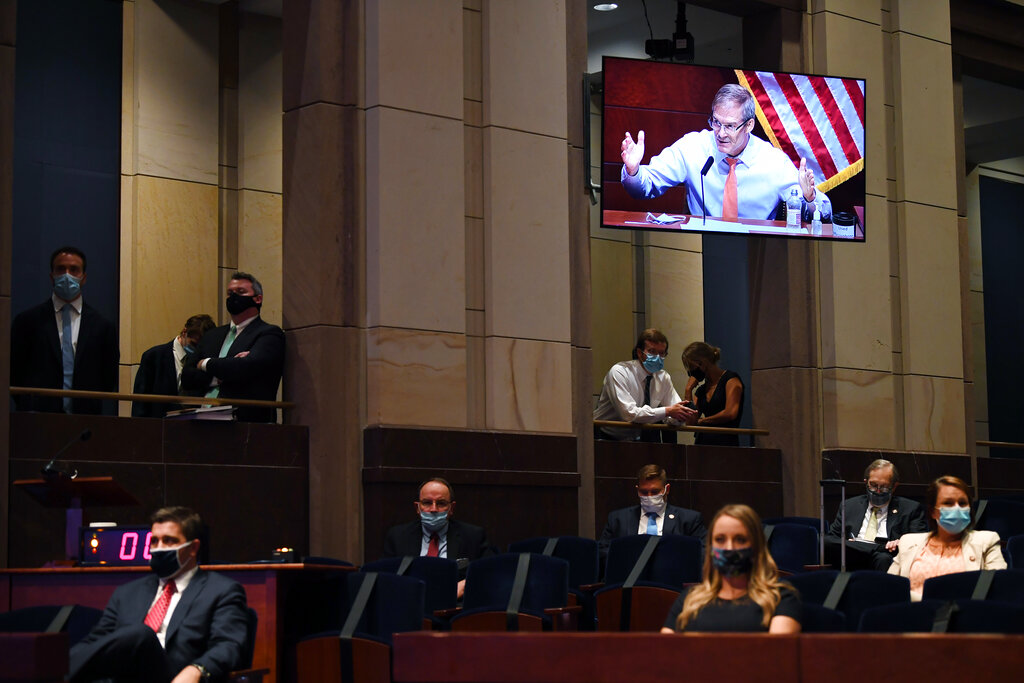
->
[827, 494, 928, 541]
[10, 298, 119, 414]
[132, 340, 179, 418]
[598, 504, 707, 559]
[70, 569, 248, 681]
[382, 519, 495, 567]
[180, 317, 285, 422]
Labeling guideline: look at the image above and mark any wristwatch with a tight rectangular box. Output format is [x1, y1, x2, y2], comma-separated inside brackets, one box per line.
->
[192, 663, 210, 680]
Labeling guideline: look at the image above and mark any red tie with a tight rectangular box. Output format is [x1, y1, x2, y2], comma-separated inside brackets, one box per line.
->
[426, 533, 439, 557]
[144, 581, 176, 632]
[722, 157, 738, 220]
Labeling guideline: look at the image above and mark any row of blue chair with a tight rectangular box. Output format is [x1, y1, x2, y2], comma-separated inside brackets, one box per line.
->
[791, 568, 1024, 633]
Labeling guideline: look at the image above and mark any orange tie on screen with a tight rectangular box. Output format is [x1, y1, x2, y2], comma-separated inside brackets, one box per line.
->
[427, 533, 440, 557]
[144, 581, 176, 632]
[722, 157, 738, 220]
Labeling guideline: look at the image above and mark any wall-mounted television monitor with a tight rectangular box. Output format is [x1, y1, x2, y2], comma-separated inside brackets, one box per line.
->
[601, 57, 866, 242]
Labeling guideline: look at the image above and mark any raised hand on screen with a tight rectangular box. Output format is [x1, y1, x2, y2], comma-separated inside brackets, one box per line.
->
[621, 130, 646, 177]
[798, 157, 817, 202]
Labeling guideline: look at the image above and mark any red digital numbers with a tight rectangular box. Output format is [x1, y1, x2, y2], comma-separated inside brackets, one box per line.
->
[119, 532, 138, 560]
[118, 531, 154, 561]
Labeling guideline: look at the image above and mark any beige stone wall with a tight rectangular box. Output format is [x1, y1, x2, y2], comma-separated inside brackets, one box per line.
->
[120, 0, 283, 415]
[282, 0, 585, 560]
[814, 0, 965, 455]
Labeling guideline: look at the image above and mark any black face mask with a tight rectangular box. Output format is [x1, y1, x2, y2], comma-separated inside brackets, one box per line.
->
[868, 489, 892, 507]
[226, 292, 259, 315]
[149, 543, 190, 579]
[689, 367, 706, 382]
[711, 547, 754, 577]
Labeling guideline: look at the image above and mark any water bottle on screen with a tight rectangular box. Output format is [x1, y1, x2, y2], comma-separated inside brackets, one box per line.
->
[786, 188, 801, 230]
[811, 209, 823, 236]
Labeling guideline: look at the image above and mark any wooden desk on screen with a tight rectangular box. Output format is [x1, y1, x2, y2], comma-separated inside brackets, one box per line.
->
[0, 563, 353, 683]
[602, 209, 865, 240]
[391, 632, 1024, 683]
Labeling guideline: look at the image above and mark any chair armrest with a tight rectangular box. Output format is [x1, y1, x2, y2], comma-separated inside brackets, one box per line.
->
[544, 605, 582, 632]
[577, 582, 605, 593]
[433, 607, 462, 619]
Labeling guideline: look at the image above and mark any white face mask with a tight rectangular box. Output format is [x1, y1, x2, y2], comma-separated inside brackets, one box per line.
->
[639, 493, 666, 515]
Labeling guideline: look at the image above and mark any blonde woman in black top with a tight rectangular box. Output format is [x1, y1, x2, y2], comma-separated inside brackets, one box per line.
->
[662, 504, 800, 633]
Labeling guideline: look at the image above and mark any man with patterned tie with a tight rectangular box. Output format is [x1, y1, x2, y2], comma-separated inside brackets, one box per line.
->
[69, 506, 248, 683]
[597, 464, 706, 568]
[381, 478, 495, 599]
[10, 246, 118, 414]
[826, 459, 928, 571]
[180, 272, 285, 422]
[619, 84, 831, 222]
[592, 328, 695, 442]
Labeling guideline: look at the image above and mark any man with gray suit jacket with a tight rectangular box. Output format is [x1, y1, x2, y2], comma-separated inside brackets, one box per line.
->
[70, 507, 247, 683]
[598, 464, 707, 566]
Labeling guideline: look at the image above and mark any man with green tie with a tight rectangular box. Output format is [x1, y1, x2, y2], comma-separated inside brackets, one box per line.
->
[180, 272, 284, 422]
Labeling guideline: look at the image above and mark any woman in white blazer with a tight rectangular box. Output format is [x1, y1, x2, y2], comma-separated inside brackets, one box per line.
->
[889, 475, 1006, 600]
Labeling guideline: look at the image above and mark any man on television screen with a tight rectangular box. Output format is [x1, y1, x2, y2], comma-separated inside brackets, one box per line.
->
[620, 84, 831, 222]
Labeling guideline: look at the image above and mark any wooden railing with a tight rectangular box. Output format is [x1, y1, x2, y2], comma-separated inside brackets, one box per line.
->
[593, 419, 769, 437]
[9, 386, 293, 410]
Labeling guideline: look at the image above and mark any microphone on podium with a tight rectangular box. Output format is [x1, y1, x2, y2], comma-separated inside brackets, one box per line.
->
[41, 428, 90, 480]
[700, 156, 714, 225]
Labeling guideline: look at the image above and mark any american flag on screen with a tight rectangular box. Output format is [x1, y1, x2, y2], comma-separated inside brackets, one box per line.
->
[736, 70, 865, 194]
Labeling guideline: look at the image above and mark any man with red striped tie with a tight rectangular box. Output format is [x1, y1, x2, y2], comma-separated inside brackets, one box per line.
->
[382, 478, 495, 599]
[69, 507, 247, 683]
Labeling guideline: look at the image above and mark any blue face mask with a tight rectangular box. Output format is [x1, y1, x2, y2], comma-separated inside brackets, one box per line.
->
[53, 273, 82, 301]
[184, 345, 196, 354]
[642, 353, 664, 373]
[937, 505, 971, 534]
[420, 510, 448, 534]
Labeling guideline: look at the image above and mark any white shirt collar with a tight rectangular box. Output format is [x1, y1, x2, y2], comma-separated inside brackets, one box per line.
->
[51, 293, 83, 314]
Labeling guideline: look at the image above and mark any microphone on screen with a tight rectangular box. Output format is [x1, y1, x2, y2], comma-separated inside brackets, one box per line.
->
[700, 156, 714, 224]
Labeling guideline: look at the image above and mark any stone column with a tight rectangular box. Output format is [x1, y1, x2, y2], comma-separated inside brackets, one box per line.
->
[120, 0, 221, 407]
[282, 0, 365, 561]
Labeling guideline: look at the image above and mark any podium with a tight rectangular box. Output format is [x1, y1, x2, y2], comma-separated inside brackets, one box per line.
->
[13, 477, 139, 562]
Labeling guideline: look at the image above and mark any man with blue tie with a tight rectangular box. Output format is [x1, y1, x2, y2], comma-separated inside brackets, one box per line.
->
[598, 464, 706, 564]
[180, 272, 285, 423]
[69, 506, 248, 683]
[10, 246, 118, 415]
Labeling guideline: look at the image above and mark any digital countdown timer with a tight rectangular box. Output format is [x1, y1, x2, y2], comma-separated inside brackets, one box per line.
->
[80, 526, 154, 566]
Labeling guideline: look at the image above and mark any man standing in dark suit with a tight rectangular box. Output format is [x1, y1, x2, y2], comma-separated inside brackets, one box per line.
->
[70, 506, 248, 683]
[132, 314, 215, 418]
[826, 459, 928, 571]
[10, 246, 118, 414]
[180, 272, 285, 423]
[598, 464, 707, 562]
[382, 478, 495, 599]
